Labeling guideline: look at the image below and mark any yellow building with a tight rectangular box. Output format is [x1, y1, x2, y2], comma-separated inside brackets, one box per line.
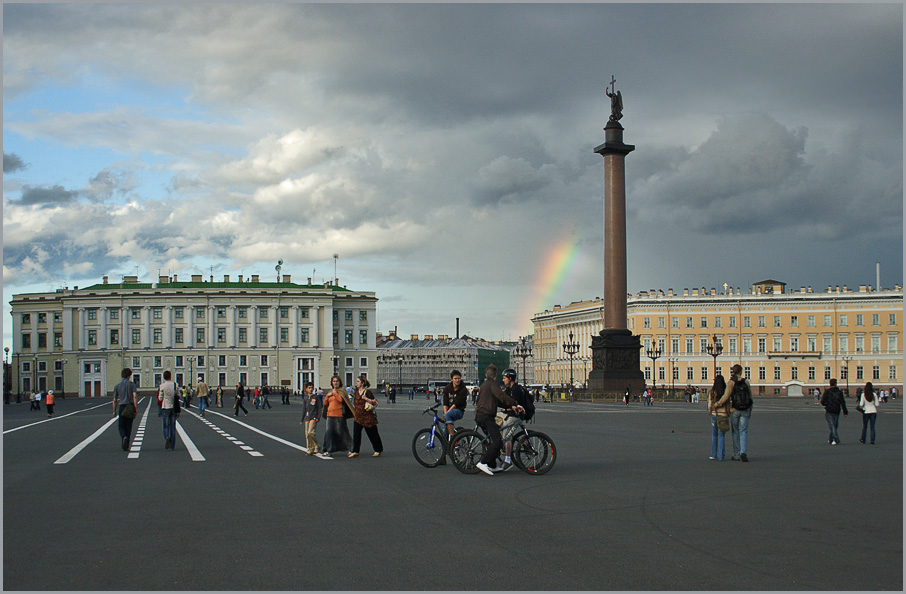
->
[8, 273, 377, 397]
[533, 280, 903, 395]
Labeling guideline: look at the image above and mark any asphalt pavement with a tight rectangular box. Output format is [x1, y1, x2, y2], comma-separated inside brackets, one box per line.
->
[3, 394, 902, 591]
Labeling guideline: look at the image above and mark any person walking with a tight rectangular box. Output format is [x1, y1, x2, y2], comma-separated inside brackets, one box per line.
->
[45, 390, 55, 417]
[349, 375, 383, 458]
[216, 386, 223, 408]
[234, 383, 249, 416]
[820, 378, 848, 445]
[708, 375, 729, 460]
[716, 364, 753, 461]
[260, 385, 272, 410]
[300, 382, 322, 455]
[859, 382, 879, 444]
[159, 371, 178, 450]
[321, 376, 353, 458]
[196, 376, 209, 417]
[112, 368, 139, 451]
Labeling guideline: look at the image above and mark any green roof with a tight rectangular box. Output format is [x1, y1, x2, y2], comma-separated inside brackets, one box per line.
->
[80, 281, 351, 291]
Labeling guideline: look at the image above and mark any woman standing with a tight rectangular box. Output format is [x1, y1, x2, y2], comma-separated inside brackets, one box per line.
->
[859, 382, 879, 444]
[159, 370, 178, 450]
[708, 374, 729, 460]
[321, 376, 353, 458]
[349, 375, 384, 458]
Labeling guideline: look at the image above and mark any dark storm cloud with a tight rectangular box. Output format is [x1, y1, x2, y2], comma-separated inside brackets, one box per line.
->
[3, 153, 27, 173]
[15, 185, 79, 207]
[470, 156, 557, 206]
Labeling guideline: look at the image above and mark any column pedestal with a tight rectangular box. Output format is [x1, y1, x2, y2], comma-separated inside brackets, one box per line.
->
[588, 329, 645, 393]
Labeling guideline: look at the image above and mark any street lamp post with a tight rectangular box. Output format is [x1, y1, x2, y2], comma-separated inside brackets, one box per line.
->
[668, 356, 678, 397]
[706, 334, 723, 377]
[3, 347, 9, 405]
[562, 332, 580, 389]
[58, 359, 67, 399]
[514, 337, 533, 383]
[396, 355, 403, 391]
[580, 357, 589, 388]
[842, 355, 853, 397]
[645, 347, 661, 389]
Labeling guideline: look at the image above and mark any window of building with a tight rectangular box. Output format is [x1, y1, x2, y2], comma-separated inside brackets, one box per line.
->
[22, 313, 31, 325]
[686, 317, 693, 329]
[686, 367, 694, 381]
[700, 317, 707, 329]
[333, 329, 339, 344]
[685, 338, 693, 354]
[51, 312, 61, 323]
[644, 367, 651, 381]
[240, 355, 247, 366]
[757, 337, 766, 353]
[773, 337, 781, 352]
[217, 307, 226, 318]
[728, 316, 736, 328]
[789, 337, 798, 352]
[758, 366, 766, 381]
[790, 315, 798, 328]
[238, 307, 247, 319]
[345, 310, 353, 322]
[714, 317, 721, 328]
[280, 307, 289, 319]
[805, 315, 814, 327]
[856, 366, 864, 380]
[85, 330, 96, 346]
[132, 357, 141, 368]
[728, 337, 736, 354]
[196, 307, 205, 320]
[671, 338, 679, 354]
[743, 316, 750, 328]
[261, 355, 268, 366]
[360, 311, 368, 322]
[345, 329, 353, 345]
[301, 328, 309, 343]
[825, 366, 831, 380]
[300, 307, 309, 319]
[743, 366, 751, 380]
[823, 314, 831, 327]
[54, 332, 63, 347]
[889, 314, 897, 326]
[280, 327, 288, 343]
[839, 314, 847, 327]
[699, 337, 708, 353]
[239, 328, 247, 343]
[196, 328, 205, 344]
[175, 328, 183, 344]
[701, 367, 708, 381]
[176, 356, 183, 367]
[772, 315, 780, 328]
[259, 307, 268, 320]
[37, 312, 47, 324]
[673, 366, 679, 381]
[22, 362, 31, 373]
[219, 355, 226, 366]
[871, 313, 879, 326]
[642, 337, 651, 351]
[743, 337, 751, 354]
[823, 336, 832, 353]
[87, 309, 97, 321]
[132, 308, 141, 320]
[153, 328, 162, 344]
[871, 335, 880, 353]
[889, 365, 897, 380]
[872, 365, 880, 380]
[838, 335, 848, 353]
[197, 355, 205, 367]
[345, 357, 353, 367]
[110, 329, 119, 345]
[808, 366, 815, 381]
[132, 329, 141, 344]
[855, 335, 864, 353]
[841, 366, 849, 381]
[672, 318, 679, 329]
[774, 366, 781, 381]
[642, 317, 650, 329]
[154, 356, 162, 368]
[174, 307, 183, 319]
[37, 361, 47, 372]
[658, 317, 665, 329]
[807, 336, 816, 352]
[153, 307, 162, 319]
[856, 314, 863, 326]
[791, 366, 798, 381]
[259, 328, 268, 344]
[360, 357, 368, 368]
[888, 334, 898, 353]
[359, 330, 368, 345]
[218, 328, 226, 343]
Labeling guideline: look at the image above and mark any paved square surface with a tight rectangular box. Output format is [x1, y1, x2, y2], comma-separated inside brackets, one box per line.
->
[4, 395, 902, 590]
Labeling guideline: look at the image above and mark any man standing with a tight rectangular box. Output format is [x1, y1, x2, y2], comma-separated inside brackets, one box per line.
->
[820, 378, 848, 445]
[717, 364, 753, 461]
[112, 368, 138, 451]
[473, 364, 523, 476]
[196, 376, 209, 417]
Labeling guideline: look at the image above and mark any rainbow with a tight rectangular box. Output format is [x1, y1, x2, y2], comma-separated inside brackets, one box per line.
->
[520, 232, 586, 334]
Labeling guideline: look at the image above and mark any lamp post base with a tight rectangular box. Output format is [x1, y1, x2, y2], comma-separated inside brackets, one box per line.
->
[588, 329, 646, 394]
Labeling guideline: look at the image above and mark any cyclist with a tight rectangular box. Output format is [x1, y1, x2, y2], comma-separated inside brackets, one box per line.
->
[500, 368, 535, 471]
[442, 369, 468, 439]
[474, 364, 523, 476]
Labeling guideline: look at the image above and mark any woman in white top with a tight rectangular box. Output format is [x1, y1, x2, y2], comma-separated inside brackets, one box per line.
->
[859, 382, 879, 445]
[159, 370, 178, 450]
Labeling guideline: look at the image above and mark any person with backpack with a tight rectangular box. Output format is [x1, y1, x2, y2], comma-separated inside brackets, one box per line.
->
[820, 378, 848, 445]
[499, 368, 534, 472]
[715, 364, 752, 462]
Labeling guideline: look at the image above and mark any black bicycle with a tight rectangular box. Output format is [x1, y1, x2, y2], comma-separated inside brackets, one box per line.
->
[412, 403, 460, 467]
[450, 415, 557, 475]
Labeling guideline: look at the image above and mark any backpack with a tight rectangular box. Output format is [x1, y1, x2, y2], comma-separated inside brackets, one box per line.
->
[730, 379, 752, 411]
[512, 384, 535, 421]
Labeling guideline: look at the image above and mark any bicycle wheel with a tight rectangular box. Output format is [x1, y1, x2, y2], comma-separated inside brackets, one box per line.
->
[450, 430, 486, 474]
[514, 431, 557, 475]
[412, 427, 446, 468]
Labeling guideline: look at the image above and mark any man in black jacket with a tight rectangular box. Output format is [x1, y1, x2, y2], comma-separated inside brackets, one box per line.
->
[474, 365, 523, 476]
[820, 378, 848, 445]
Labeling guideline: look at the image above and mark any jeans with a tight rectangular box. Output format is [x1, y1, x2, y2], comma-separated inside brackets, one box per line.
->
[825, 412, 841, 443]
[261, 395, 271, 409]
[861, 413, 877, 443]
[199, 397, 208, 415]
[117, 403, 134, 442]
[710, 415, 725, 460]
[161, 408, 176, 447]
[444, 407, 464, 426]
[730, 409, 750, 458]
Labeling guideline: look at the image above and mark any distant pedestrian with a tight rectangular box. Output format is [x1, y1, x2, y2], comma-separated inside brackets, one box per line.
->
[858, 382, 878, 445]
[261, 386, 272, 410]
[708, 375, 729, 460]
[300, 382, 322, 455]
[45, 390, 55, 417]
[30, 392, 40, 411]
[216, 386, 223, 408]
[409, 389, 414, 401]
[112, 368, 138, 451]
[159, 371, 178, 450]
[820, 378, 848, 446]
[234, 383, 248, 416]
[196, 376, 209, 417]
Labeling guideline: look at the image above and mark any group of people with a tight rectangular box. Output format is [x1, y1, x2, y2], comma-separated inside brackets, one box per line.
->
[818, 378, 882, 445]
[29, 390, 55, 416]
[707, 364, 753, 461]
[299, 375, 384, 458]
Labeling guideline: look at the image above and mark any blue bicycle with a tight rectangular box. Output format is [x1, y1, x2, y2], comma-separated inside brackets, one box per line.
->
[412, 403, 460, 467]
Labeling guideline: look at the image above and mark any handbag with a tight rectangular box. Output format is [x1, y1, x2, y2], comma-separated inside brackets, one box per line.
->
[716, 416, 730, 433]
[120, 402, 137, 420]
[364, 401, 375, 412]
[173, 398, 181, 417]
[856, 405, 865, 414]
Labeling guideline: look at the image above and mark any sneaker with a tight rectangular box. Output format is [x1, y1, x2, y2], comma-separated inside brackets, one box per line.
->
[476, 462, 494, 476]
[501, 460, 514, 472]
[831, 441, 837, 446]
[859, 439, 865, 444]
[489, 465, 505, 473]
[709, 456, 717, 460]
[740, 453, 748, 462]
[122, 437, 129, 451]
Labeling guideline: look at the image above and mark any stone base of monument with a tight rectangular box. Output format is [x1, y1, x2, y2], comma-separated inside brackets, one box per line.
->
[588, 329, 646, 393]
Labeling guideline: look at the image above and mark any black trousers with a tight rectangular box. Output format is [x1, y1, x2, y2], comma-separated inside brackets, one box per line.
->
[475, 413, 502, 466]
[352, 422, 384, 453]
[234, 398, 248, 415]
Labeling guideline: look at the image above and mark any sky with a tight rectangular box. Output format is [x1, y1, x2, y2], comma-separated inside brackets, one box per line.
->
[3, 3, 903, 352]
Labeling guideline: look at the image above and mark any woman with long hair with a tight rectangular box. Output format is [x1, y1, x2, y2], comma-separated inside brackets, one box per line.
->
[859, 382, 879, 444]
[349, 375, 383, 458]
[708, 374, 729, 460]
[321, 375, 353, 458]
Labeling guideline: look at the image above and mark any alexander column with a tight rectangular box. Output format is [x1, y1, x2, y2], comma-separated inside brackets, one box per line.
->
[588, 76, 645, 393]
